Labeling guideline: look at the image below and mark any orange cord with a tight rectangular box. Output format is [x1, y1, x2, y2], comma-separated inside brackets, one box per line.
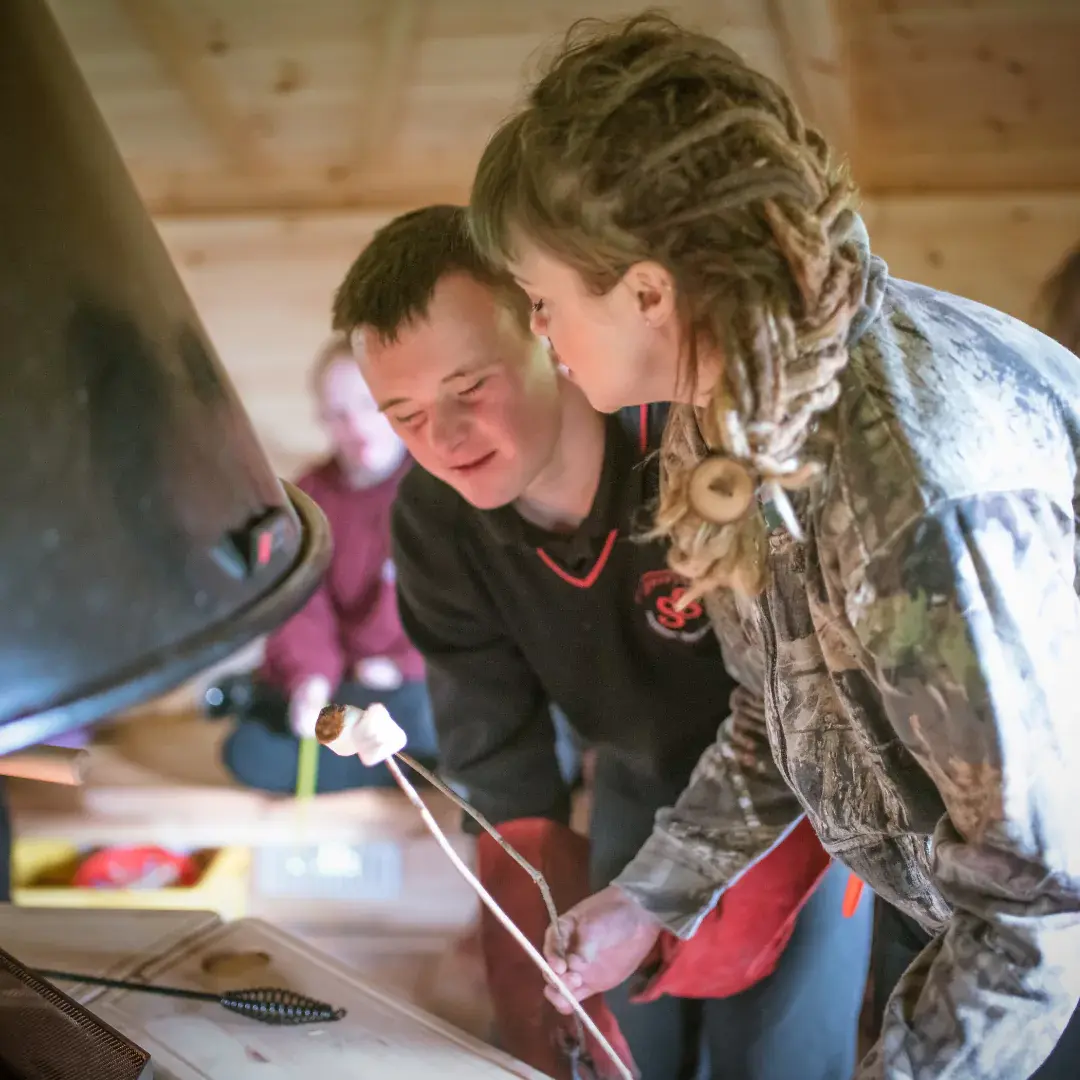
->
[842, 874, 864, 918]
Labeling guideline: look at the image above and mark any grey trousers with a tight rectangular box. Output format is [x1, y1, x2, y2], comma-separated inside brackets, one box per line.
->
[589, 753, 873, 1080]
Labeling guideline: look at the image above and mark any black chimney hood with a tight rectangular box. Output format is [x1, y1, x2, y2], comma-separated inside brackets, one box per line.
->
[0, 0, 332, 755]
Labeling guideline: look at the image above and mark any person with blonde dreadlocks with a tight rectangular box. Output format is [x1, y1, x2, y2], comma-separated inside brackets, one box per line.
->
[1038, 245, 1080, 356]
[467, 13, 1080, 1080]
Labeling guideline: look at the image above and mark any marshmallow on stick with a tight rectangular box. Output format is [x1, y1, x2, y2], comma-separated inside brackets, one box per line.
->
[315, 703, 406, 765]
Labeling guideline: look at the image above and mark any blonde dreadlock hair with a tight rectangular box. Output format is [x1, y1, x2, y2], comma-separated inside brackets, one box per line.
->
[469, 13, 869, 599]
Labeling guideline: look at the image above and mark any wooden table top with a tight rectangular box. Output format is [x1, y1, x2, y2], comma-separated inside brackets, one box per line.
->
[0, 905, 550, 1079]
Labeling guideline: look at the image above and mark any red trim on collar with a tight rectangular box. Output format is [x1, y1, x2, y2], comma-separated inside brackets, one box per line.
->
[535, 528, 619, 589]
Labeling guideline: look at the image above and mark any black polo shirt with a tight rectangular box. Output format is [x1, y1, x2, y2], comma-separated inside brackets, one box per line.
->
[391, 405, 737, 828]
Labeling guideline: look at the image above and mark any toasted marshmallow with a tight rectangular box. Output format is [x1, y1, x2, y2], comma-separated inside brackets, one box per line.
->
[315, 702, 406, 765]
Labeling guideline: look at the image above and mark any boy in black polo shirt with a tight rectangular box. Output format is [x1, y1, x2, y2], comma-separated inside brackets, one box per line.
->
[331, 205, 871, 1080]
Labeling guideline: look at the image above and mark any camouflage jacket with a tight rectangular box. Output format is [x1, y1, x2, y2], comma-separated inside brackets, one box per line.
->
[615, 252, 1080, 1078]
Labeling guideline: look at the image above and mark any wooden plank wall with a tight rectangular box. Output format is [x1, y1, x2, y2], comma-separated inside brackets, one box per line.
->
[157, 192, 1080, 477]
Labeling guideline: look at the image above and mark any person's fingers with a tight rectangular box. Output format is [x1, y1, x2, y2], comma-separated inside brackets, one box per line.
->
[547, 964, 588, 996]
[545, 918, 563, 951]
[543, 965, 581, 990]
[567, 950, 592, 973]
[544, 982, 585, 1013]
[543, 921, 569, 967]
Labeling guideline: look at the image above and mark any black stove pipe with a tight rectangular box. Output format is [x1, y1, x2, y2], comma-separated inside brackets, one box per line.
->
[0, 0, 332, 755]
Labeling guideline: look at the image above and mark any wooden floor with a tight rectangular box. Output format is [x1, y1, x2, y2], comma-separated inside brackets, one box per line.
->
[7, 704, 496, 1044]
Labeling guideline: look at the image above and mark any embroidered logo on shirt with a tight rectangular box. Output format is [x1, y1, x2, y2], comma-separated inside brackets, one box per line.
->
[634, 569, 712, 644]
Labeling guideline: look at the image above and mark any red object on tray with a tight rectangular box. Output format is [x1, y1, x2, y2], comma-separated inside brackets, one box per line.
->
[72, 846, 201, 890]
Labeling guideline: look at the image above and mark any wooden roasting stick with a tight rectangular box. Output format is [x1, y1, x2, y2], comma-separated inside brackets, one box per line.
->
[316, 702, 635, 1080]
[0, 745, 88, 785]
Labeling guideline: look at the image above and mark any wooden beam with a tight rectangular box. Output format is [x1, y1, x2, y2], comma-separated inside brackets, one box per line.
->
[114, 0, 270, 176]
[353, 0, 425, 172]
[764, 0, 854, 159]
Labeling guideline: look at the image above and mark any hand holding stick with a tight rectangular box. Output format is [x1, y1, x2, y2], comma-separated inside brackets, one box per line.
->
[316, 703, 634, 1080]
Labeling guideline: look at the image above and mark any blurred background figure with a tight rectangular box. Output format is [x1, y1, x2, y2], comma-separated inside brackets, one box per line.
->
[211, 333, 437, 793]
[1038, 244, 1080, 354]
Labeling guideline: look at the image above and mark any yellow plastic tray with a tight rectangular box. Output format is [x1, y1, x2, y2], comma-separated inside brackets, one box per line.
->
[12, 839, 251, 920]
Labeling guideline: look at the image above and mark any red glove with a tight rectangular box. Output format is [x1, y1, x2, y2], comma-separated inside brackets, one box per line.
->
[630, 816, 831, 1003]
[476, 819, 637, 1080]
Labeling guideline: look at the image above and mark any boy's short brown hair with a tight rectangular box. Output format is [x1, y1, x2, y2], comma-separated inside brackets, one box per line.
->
[331, 204, 531, 343]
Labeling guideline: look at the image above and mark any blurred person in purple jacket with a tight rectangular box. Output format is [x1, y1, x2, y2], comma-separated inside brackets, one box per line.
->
[219, 333, 437, 793]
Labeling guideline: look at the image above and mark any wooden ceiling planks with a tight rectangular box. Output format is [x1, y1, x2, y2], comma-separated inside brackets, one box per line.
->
[843, 0, 1080, 192]
[44, 0, 1079, 213]
[43, 0, 799, 214]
